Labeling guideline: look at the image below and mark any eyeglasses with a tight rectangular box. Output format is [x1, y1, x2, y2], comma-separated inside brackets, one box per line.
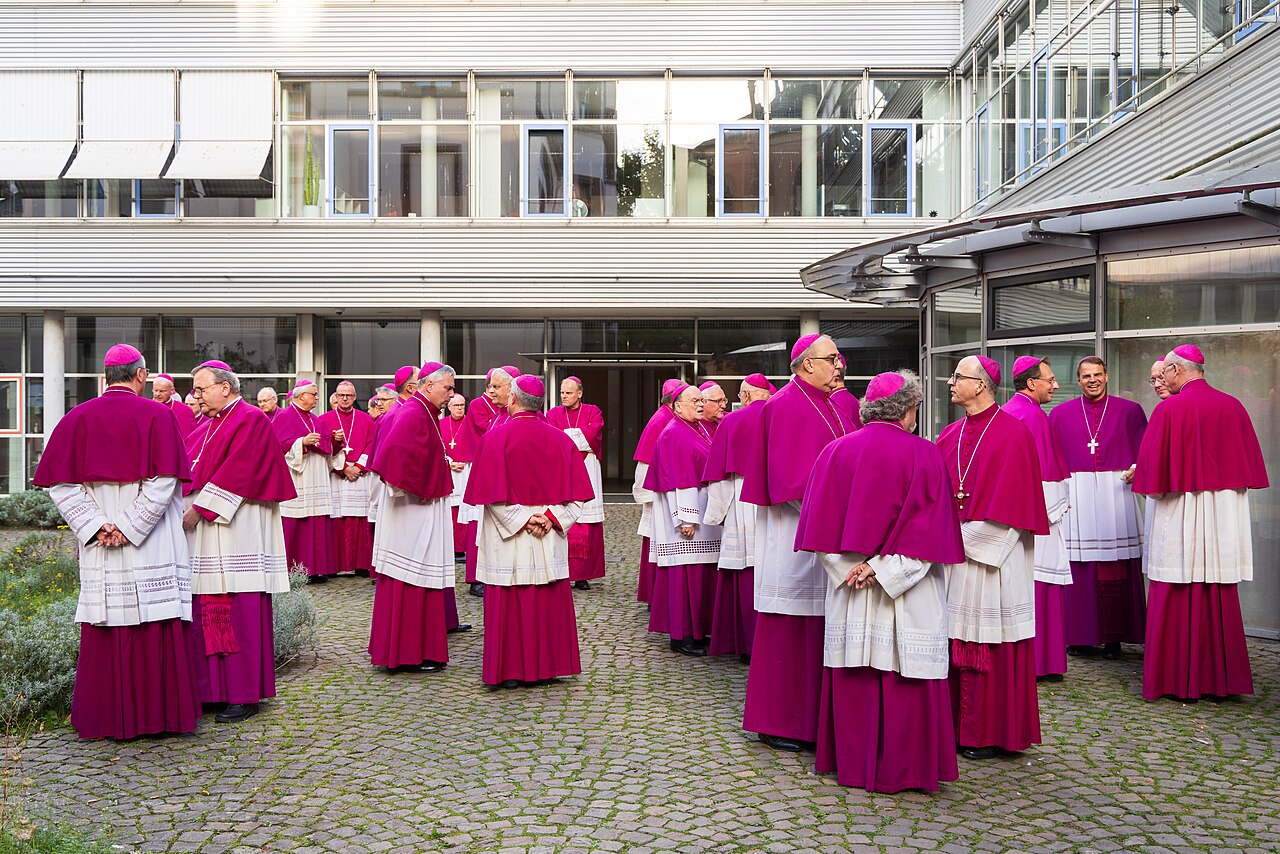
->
[191, 382, 229, 396]
[705, 397, 728, 405]
[807, 354, 842, 366]
[948, 372, 985, 383]
[1147, 377, 1167, 386]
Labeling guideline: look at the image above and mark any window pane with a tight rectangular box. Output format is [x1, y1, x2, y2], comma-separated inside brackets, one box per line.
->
[0, 379, 19, 433]
[0, 317, 20, 372]
[475, 124, 520, 217]
[699, 319, 797, 376]
[0, 437, 21, 495]
[475, 80, 565, 120]
[720, 128, 761, 214]
[332, 128, 370, 215]
[992, 272, 1093, 335]
[282, 81, 369, 121]
[572, 125, 665, 218]
[86, 179, 132, 218]
[869, 79, 952, 119]
[927, 352, 966, 439]
[821, 319, 918, 378]
[548, 320, 694, 354]
[671, 125, 715, 217]
[445, 320, 544, 376]
[669, 79, 764, 124]
[525, 128, 565, 215]
[0, 180, 78, 218]
[768, 124, 861, 217]
[136, 180, 178, 216]
[324, 319, 419, 376]
[573, 79, 666, 121]
[67, 316, 160, 373]
[281, 126, 325, 217]
[162, 316, 297, 375]
[25, 316, 42, 373]
[377, 80, 467, 120]
[868, 126, 909, 215]
[184, 178, 273, 217]
[917, 121, 957, 218]
[1107, 244, 1280, 329]
[985, 341, 1096, 414]
[931, 284, 981, 346]
[768, 79, 861, 120]
[378, 125, 469, 218]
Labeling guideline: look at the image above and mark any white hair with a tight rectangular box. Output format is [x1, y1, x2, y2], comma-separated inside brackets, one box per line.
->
[489, 368, 513, 385]
[1164, 352, 1205, 375]
[859, 370, 924, 424]
[512, 386, 542, 410]
[424, 364, 456, 383]
[192, 365, 241, 394]
[257, 387, 278, 401]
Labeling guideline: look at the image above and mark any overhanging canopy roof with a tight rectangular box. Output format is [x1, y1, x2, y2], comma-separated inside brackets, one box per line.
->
[800, 163, 1280, 308]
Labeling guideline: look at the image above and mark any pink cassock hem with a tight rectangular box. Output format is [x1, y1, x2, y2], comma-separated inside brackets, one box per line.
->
[949, 637, 1041, 752]
[709, 566, 756, 657]
[567, 521, 606, 581]
[1033, 582, 1068, 677]
[1143, 580, 1253, 700]
[368, 576, 450, 667]
[1064, 558, 1147, 646]
[637, 537, 656, 603]
[481, 580, 581, 684]
[190, 592, 276, 705]
[332, 515, 373, 573]
[743, 612, 824, 742]
[283, 515, 338, 576]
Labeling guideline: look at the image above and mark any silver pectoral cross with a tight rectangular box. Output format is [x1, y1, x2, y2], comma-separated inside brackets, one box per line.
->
[1087, 438, 1099, 455]
[955, 490, 969, 507]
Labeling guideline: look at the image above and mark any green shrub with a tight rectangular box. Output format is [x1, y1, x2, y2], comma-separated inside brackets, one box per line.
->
[0, 493, 62, 530]
[272, 565, 319, 664]
[0, 536, 79, 618]
[0, 598, 79, 722]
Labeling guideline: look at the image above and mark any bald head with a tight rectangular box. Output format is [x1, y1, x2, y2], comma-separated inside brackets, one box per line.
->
[256, 387, 279, 414]
[447, 393, 466, 419]
[152, 375, 177, 404]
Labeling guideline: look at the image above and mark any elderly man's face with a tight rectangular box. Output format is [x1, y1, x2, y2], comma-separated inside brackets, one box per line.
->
[293, 386, 318, 412]
[152, 378, 176, 404]
[448, 397, 466, 418]
[488, 377, 512, 407]
[673, 387, 705, 422]
[798, 337, 843, 393]
[257, 391, 278, 413]
[948, 356, 990, 407]
[191, 368, 234, 416]
[1149, 361, 1171, 400]
[334, 386, 357, 411]
[560, 380, 583, 409]
[1077, 363, 1108, 401]
[701, 385, 728, 422]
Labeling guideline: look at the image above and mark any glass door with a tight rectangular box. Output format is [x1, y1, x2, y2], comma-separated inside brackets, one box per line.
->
[327, 125, 373, 216]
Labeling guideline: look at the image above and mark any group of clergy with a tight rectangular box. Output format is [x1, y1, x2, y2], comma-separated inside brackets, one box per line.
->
[629, 335, 1266, 794]
[37, 348, 609, 741]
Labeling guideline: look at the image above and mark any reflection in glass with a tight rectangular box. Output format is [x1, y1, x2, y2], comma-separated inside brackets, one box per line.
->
[821, 319, 918, 378]
[66, 317, 160, 373]
[548, 320, 694, 355]
[931, 285, 981, 346]
[324, 319, 420, 376]
[136, 180, 179, 216]
[868, 126, 909, 215]
[927, 352, 966, 439]
[869, 79, 952, 120]
[699, 320, 797, 376]
[162, 316, 297, 375]
[184, 177, 273, 217]
[25, 437, 43, 490]
[669, 79, 764, 124]
[720, 127, 762, 215]
[25, 315, 42, 373]
[445, 320, 544, 376]
[768, 79, 861, 120]
[331, 128, 370, 215]
[671, 125, 715, 217]
[475, 80, 565, 120]
[573, 79, 666, 121]
[377, 80, 467, 121]
[0, 379, 19, 433]
[985, 341, 1096, 416]
[281, 126, 325, 217]
[0, 437, 19, 495]
[992, 272, 1092, 334]
[572, 125, 665, 217]
[86, 180, 132, 218]
[1107, 244, 1280, 329]
[282, 81, 369, 121]
[768, 124, 861, 216]
[378, 125, 469, 217]
[0, 317, 20, 372]
[475, 125, 520, 217]
[0, 180, 79, 218]
[525, 127, 566, 215]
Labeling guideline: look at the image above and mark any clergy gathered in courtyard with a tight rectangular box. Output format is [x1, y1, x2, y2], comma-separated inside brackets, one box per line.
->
[37, 334, 1269, 796]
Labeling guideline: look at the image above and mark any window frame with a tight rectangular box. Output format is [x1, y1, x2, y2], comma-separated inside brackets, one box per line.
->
[715, 122, 766, 217]
[866, 122, 914, 218]
[520, 122, 570, 218]
[987, 266, 1096, 340]
[326, 123, 375, 218]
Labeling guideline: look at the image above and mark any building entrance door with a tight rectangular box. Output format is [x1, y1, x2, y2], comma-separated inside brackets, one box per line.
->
[545, 361, 692, 494]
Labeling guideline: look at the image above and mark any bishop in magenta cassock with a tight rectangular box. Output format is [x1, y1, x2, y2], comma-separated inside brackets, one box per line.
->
[631, 378, 681, 604]
[698, 381, 728, 437]
[152, 372, 198, 438]
[274, 379, 339, 581]
[368, 363, 459, 672]
[796, 371, 963, 792]
[183, 360, 295, 723]
[459, 366, 520, 597]
[465, 374, 594, 688]
[256, 387, 280, 421]
[1049, 356, 1148, 659]
[741, 334, 857, 752]
[700, 372, 774, 660]
[1134, 344, 1268, 700]
[645, 382, 722, 656]
[318, 380, 376, 577]
[440, 393, 472, 554]
[366, 368, 418, 568]
[35, 344, 201, 739]
[1002, 356, 1073, 681]
[937, 355, 1047, 760]
[547, 376, 607, 589]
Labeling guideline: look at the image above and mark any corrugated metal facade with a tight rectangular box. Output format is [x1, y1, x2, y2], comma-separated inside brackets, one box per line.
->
[0, 220, 928, 312]
[987, 25, 1280, 212]
[0, 1, 963, 72]
[961, 0, 1007, 49]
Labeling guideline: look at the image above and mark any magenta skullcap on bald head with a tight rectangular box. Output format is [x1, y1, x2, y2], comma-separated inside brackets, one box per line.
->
[791, 333, 823, 361]
[699, 381, 720, 392]
[292, 378, 317, 392]
[103, 344, 143, 367]
[196, 359, 232, 372]
[667, 382, 691, 402]
[661, 378, 684, 398]
[566, 375, 583, 386]
[417, 361, 444, 380]
[1173, 343, 1205, 365]
[1012, 355, 1044, 377]
[154, 373, 174, 383]
[381, 382, 396, 391]
[514, 374, 544, 396]
[502, 365, 521, 378]
[742, 373, 777, 394]
[865, 372, 907, 402]
[975, 355, 1001, 387]
[393, 365, 416, 387]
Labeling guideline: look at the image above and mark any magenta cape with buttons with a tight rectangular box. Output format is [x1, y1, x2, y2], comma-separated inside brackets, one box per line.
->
[1001, 393, 1069, 482]
[794, 421, 963, 563]
[182, 399, 296, 502]
[740, 376, 858, 507]
[33, 388, 191, 487]
[465, 411, 594, 507]
[644, 417, 714, 493]
[935, 404, 1049, 534]
[701, 399, 767, 482]
[372, 392, 454, 500]
[1132, 379, 1268, 495]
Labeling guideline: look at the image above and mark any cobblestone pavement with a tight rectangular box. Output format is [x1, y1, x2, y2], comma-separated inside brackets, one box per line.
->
[17, 504, 1280, 853]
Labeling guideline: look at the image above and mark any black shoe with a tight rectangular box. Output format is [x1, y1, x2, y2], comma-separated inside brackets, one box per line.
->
[309, 575, 328, 584]
[959, 745, 999, 760]
[454, 552, 466, 562]
[202, 702, 228, 714]
[1102, 642, 1122, 660]
[397, 661, 446, 673]
[738, 653, 752, 665]
[214, 703, 260, 723]
[448, 623, 472, 634]
[574, 580, 591, 590]
[1067, 645, 1097, 656]
[670, 638, 707, 657]
[499, 679, 520, 689]
[469, 582, 485, 598]
[354, 569, 369, 578]
[1037, 673, 1065, 683]
[759, 733, 804, 752]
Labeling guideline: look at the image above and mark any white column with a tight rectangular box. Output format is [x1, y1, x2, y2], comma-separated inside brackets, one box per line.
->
[420, 310, 443, 364]
[42, 310, 66, 442]
[295, 313, 319, 387]
[799, 312, 821, 337]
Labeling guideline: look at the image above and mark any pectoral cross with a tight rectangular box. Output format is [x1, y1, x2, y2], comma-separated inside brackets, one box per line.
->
[343, 446, 353, 455]
[1087, 438, 1099, 455]
[448, 438, 456, 449]
[955, 490, 969, 509]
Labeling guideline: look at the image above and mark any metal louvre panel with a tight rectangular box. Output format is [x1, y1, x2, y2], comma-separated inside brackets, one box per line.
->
[64, 70, 175, 178]
[987, 27, 1280, 212]
[166, 71, 273, 179]
[0, 71, 78, 179]
[960, 0, 1008, 48]
[0, 221, 926, 310]
[0, 1, 962, 71]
